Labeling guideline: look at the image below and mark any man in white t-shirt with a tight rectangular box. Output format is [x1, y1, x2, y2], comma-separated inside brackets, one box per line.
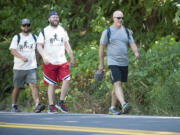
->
[37, 11, 74, 114]
[9, 18, 45, 113]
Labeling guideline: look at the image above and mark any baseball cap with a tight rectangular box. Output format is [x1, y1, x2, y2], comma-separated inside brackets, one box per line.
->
[48, 11, 58, 18]
[94, 71, 104, 81]
[21, 18, 30, 25]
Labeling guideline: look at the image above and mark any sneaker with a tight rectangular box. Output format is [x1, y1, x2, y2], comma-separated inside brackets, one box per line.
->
[108, 107, 121, 115]
[55, 102, 68, 113]
[122, 103, 131, 114]
[35, 104, 45, 113]
[48, 105, 58, 114]
[11, 105, 20, 112]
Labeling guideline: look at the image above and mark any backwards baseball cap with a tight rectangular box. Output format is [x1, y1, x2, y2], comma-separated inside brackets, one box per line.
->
[48, 11, 58, 18]
[21, 18, 30, 25]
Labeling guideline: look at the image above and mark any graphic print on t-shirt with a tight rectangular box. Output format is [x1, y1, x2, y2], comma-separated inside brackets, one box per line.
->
[19, 40, 34, 51]
[49, 33, 63, 46]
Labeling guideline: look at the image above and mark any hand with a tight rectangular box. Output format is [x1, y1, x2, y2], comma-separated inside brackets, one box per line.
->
[70, 59, 75, 67]
[22, 57, 28, 62]
[98, 64, 104, 72]
[135, 52, 139, 59]
[43, 57, 50, 65]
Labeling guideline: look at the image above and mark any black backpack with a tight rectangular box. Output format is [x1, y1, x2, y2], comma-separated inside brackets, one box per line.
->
[106, 27, 130, 43]
[16, 33, 37, 45]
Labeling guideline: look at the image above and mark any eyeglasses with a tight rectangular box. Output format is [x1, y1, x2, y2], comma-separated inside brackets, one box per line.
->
[50, 16, 59, 19]
[114, 17, 124, 20]
[22, 24, 30, 27]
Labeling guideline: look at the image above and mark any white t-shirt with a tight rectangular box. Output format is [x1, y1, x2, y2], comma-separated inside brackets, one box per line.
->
[9, 33, 37, 70]
[37, 25, 69, 65]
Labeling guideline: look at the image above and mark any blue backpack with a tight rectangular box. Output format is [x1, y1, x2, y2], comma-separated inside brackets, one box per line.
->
[107, 27, 130, 43]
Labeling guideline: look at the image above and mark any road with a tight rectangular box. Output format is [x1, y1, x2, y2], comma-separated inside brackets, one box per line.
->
[0, 112, 180, 135]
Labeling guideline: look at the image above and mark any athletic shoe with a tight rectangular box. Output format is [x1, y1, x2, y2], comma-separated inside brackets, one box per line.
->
[109, 107, 121, 115]
[55, 102, 68, 113]
[48, 105, 58, 114]
[35, 104, 45, 113]
[11, 105, 20, 112]
[122, 103, 131, 114]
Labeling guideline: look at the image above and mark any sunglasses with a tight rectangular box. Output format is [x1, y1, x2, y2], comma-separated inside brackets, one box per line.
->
[22, 24, 30, 27]
[115, 17, 124, 20]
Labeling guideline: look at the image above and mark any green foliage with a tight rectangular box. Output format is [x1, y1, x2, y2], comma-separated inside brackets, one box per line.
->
[128, 36, 180, 115]
[67, 41, 112, 113]
[0, 41, 13, 99]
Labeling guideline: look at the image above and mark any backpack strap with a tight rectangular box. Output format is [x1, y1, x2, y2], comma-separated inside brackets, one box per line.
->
[17, 33, 20, 45]
[106, 26, 130, 44]
[41, 29, 45, 39]
[32, 33, 37, 42]
[124, 27, 130, 40]
[31, 33, 37, 51]
[107, 27, 111, 44]
[17, 33, 37, 45]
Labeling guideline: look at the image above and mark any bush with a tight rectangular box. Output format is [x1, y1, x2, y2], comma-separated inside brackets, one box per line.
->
[128, 36, 180, 115]
[0, 41, 13, 99]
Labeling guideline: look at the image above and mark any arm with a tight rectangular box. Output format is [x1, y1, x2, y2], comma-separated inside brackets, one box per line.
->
[35, 50, 40, 65]
[64, 41, 74, 66]
[10, 49, 28, 62]
[37, 43, 49, 64]
[99, 44, 105, 72]
[130, 43, 139, 59]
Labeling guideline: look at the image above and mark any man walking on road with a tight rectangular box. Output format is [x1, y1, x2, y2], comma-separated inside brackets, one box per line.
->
[9, 18, 45, 113]
[37, 11, 74, 114]
[98, 10, 139, 115]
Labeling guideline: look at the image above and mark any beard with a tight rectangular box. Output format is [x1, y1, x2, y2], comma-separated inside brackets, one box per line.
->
[117, 21, 123, 26]
[50, 20, 59, 27]
[23, 29, 30, 33]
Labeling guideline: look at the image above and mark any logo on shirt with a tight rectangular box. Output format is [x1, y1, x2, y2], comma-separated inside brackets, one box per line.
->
[19, 40, 34, 51]
[49, 33, 63, 45]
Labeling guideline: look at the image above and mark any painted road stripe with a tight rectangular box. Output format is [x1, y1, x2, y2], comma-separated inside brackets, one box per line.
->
[0, 122, 179, 135]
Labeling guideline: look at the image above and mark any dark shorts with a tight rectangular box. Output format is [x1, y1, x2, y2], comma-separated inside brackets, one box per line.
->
[13, 68, 38, 88]
[108, 65, 128, 83]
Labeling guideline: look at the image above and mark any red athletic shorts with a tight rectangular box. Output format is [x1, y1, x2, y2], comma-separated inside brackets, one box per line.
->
[43, 62, 70, 85]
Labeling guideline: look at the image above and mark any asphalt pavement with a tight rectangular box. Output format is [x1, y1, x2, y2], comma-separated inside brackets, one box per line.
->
[0, 112, 180, 135]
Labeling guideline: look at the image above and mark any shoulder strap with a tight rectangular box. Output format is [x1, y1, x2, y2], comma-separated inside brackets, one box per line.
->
[107, 27, 130, 43]
[107, 27, 111, 43]
[41, 29, 45, 39]
[124, 27, 130, 40]
[17, 33, 20, 45]
[32, 34, 37, 42]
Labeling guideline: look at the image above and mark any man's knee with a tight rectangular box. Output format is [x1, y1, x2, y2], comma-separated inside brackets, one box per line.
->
[114, 81, 122, 86]
[29, 83, 38, 90]
[63, 79, 70, 83]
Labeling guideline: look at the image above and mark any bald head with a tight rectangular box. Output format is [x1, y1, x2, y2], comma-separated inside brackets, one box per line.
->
[112, 10, 124, 28]
[113, 10, 123, 18]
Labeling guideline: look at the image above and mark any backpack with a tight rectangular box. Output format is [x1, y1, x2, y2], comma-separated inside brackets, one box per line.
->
[16, 33, 37, 45]
[107, 26, 130, 43]
[41, 29, 45, 39]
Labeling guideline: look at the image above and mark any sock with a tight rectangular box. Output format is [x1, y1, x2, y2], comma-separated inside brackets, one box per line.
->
[110, 106, 115, 109]
[12, 104, 16, 107]
[35, 103, 39, 107]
